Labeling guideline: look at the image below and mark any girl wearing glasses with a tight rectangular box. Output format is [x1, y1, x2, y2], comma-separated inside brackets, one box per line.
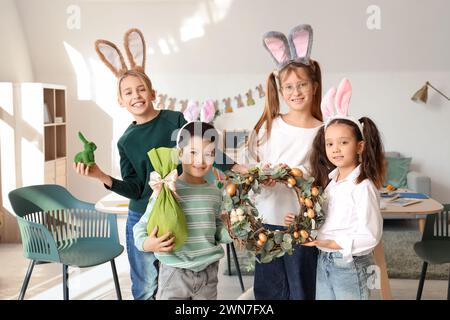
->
[246, 24, 323, 300]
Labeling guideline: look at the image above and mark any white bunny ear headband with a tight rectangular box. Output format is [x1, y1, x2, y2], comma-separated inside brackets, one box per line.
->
[262, 24, 313, 71]
[321, 78, 364, 139]
[95, 28, 146, 77]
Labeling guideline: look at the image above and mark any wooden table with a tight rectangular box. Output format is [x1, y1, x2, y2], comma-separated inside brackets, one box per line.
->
[95, 193, 130, 215]
[375, 197, 444, 300]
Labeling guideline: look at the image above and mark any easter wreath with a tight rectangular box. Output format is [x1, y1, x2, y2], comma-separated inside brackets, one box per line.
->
[221, 165, 326, 264]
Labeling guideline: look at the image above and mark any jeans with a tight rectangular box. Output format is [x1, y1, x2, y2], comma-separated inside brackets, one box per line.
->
[126, 210, 159, 300]
[316, 250, 373, 300]
[253, 224, 318, 300]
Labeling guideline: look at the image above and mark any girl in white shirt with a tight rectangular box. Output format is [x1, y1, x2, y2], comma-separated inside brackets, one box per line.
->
[247, 24, 323, 300]
[301, 78, 386, 300]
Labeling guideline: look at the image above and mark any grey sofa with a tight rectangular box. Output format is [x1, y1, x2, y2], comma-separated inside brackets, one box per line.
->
[385, 151, 431, 195]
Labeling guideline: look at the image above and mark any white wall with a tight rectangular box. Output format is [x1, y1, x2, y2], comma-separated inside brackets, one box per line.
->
[8, 0, 450, 203]
[0, 0, 35, 242]
[0, 0, 33, 82]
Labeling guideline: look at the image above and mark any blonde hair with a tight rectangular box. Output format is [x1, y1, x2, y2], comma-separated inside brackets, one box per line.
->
[248, 60, 323, 161]
[117, 70, 153, 99]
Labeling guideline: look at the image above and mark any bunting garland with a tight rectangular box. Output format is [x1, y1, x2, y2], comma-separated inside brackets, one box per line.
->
[155, 84, 266, 123]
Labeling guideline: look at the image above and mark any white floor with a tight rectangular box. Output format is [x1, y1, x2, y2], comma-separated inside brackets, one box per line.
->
[0, 216, 448, 300]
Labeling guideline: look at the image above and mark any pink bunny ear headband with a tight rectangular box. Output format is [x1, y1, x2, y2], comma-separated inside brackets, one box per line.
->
[262, 24, 314, 71]
[321, 78, 364, 139]
[183, 100, 216, 123]
[95, 28, 147, 78]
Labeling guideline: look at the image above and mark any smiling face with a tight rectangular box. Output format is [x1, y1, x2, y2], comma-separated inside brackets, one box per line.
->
[118, 74, 156, 123]
[180, 136, 216, 181]
[325, 123, 364, 171]
[279, 67, 317, 113]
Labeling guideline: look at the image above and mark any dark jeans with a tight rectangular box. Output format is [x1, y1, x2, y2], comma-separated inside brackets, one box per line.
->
[126, 210, 159, 300]
[254, 224, 318, 300]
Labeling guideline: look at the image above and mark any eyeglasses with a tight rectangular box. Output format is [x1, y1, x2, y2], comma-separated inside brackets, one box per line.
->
[281, 81, 312, 95]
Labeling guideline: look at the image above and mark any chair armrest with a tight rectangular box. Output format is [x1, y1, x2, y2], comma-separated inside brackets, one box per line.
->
[16, 217, 60, 262]
[407, 171, 431, 195]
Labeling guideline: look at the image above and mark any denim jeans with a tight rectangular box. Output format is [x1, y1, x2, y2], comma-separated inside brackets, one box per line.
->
[253, 224, 318, 300]
[126, 210, 159, 300]
[316, 250, 373, 300]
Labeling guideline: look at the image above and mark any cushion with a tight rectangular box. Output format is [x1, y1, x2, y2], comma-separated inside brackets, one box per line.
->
[385, 156, 411, 188]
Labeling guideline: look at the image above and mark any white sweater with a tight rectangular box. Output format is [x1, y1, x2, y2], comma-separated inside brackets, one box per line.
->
[247, 116, 321, 226]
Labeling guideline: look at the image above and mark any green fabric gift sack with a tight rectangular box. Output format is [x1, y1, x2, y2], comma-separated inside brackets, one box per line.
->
[146, 147, 187, 251]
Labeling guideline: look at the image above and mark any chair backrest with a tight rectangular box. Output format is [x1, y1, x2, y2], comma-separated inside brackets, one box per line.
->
[23, 209, 119, 243]
[9, 185, 119, 262]
[8, 184, 94, 218]
[422, 204, 450, 240]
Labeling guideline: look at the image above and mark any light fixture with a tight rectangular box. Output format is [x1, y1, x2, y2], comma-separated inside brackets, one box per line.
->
[411, 81, 450, 103]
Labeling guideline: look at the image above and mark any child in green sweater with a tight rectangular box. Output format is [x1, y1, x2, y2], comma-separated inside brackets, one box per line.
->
[133, 121, 231, 300]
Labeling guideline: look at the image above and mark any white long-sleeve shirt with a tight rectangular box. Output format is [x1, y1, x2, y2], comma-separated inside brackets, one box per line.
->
[317, 165, 383, 262]
[246, 116, 321, 226]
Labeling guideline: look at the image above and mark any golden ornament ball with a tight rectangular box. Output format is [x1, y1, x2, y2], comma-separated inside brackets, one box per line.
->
[300, 197, 306, 205]
[290, 168, 303, 177]
[307, 208, 315, 219]
[311, 187, 319, 197]
[300, 230, 309, 239]
[287, 177, 296, 187]
[304, 198, 313, 208]
[258, 233, 268, 243]
[226, 183, 236, 196]
[256, 239, 264, 247]
[248, 175, 254, 182]
[293, 231, 300, 239]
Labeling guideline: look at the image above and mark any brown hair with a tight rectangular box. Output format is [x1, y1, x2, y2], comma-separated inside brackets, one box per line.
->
[117, 70, 153, 99]
[310, 117, 386, 189]
[248, 60, 323, 161]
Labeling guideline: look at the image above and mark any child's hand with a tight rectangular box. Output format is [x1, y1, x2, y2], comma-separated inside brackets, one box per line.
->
[302, 239, 342, 250]
[231, 164, 249, 175]
[284, 213, 296, 226]
[260, 163, 275, 186]
[73, 162, 112, 187]
[143, 226, 175, 253]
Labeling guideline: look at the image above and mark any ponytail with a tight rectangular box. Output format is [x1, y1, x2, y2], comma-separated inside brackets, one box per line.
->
[358, 117, 386, 188]
[310, 126, 335, 188]
[248, 72, 280, 161]
[310, 60, 323, 122]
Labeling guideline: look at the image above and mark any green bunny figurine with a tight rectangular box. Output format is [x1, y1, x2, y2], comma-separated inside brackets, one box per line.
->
[74, 132, 97, 166]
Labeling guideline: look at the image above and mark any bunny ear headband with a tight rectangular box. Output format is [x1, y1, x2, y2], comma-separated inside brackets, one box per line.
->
[262, 24, 313, 71]
[321, 78, 364, 139]
[95, 28, 147, 78]
[182, 100, 216, 124]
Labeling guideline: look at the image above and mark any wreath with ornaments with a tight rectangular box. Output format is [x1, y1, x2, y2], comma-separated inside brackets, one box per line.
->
[221, 165, 326, 265]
